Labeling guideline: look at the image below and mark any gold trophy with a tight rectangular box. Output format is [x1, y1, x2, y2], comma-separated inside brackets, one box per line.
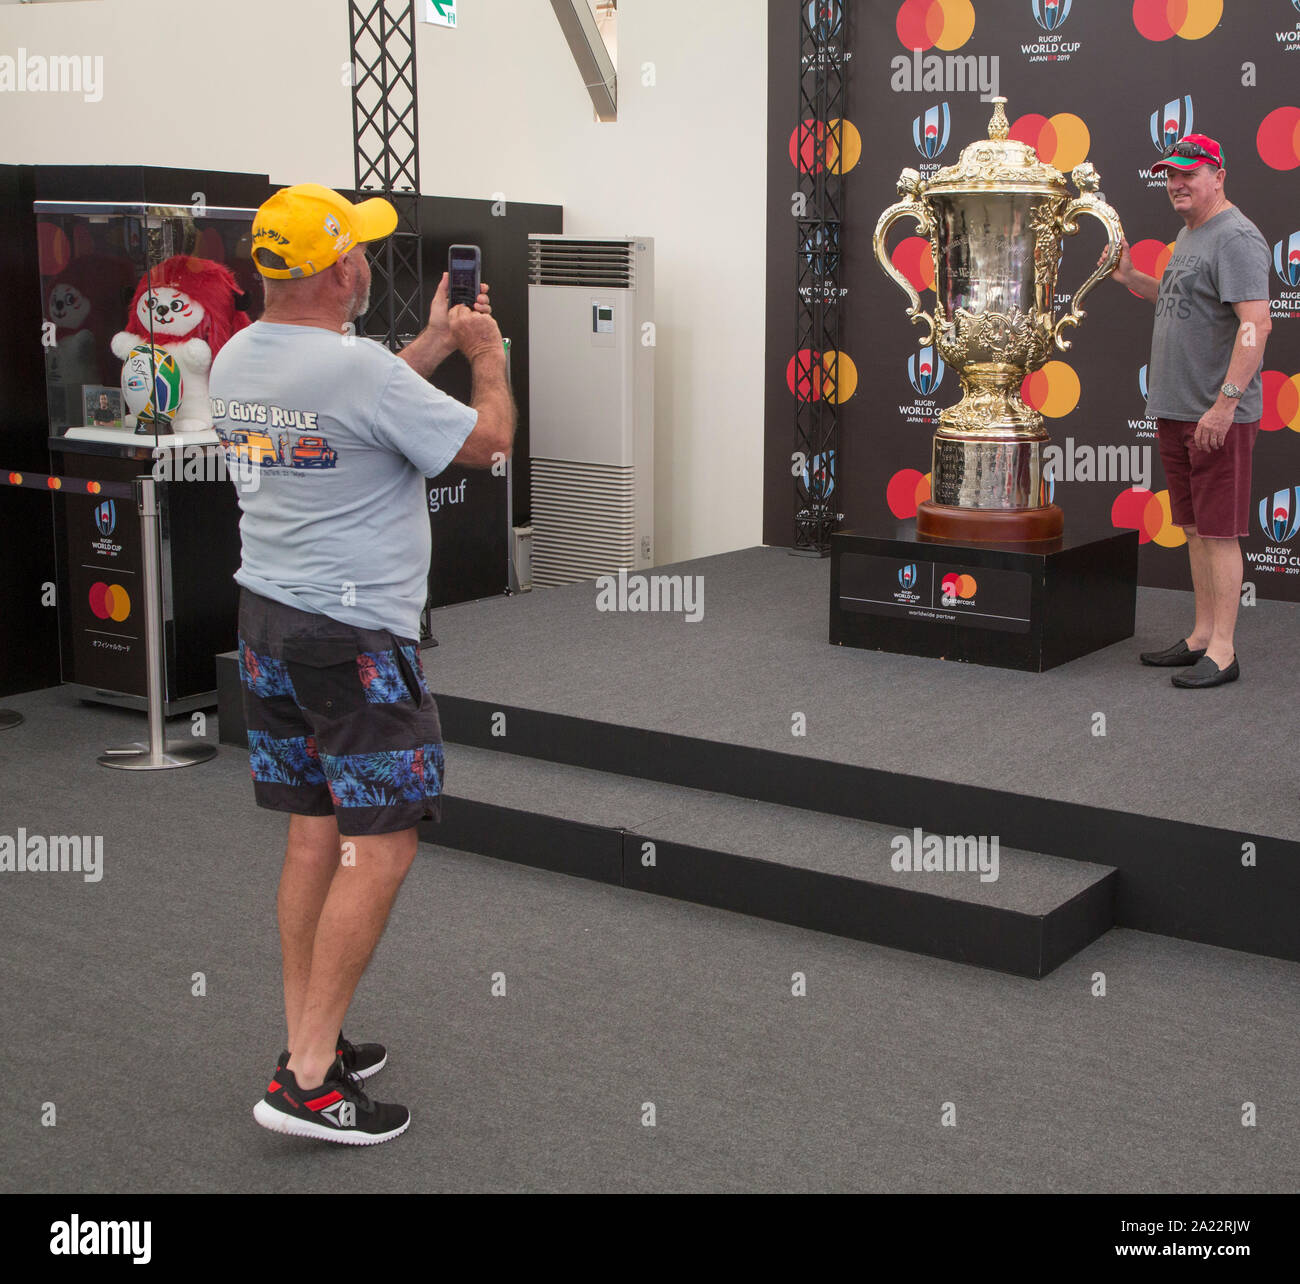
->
[874, 97, 1123, 541]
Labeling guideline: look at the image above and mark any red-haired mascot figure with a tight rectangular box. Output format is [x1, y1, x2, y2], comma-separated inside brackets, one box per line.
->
[111, 255, 250, 431]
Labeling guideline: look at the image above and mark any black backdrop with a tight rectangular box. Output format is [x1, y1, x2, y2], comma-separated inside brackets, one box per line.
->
[764, 0, 1300, 603]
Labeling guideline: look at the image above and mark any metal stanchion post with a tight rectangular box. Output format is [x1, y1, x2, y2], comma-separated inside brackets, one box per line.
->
[99, 476, 216, 771]
[0, 710, 23, 730]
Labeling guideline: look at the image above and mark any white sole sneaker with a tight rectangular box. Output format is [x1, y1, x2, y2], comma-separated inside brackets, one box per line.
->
[252, 1098, 410, 1145]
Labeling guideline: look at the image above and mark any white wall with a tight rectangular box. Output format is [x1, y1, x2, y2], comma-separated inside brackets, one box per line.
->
[0, 0, 768, 565]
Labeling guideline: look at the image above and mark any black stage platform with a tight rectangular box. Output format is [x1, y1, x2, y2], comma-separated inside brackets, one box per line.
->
[216, 546, 1300, 978]
[831, 522, 1138, 671]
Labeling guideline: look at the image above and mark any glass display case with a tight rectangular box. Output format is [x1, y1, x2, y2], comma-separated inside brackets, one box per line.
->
[37, 200, 261, 446]
[36, 200, 257, 711]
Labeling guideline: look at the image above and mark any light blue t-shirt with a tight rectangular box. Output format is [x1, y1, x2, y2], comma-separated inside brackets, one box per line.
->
[209, 321, 477, 639]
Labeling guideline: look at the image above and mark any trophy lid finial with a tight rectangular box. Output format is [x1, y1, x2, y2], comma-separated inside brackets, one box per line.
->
[988, 97, 1009, 141]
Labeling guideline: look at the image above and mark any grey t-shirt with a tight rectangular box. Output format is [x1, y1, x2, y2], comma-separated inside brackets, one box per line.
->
[1145, 206, 1270, 423]
[209, 321, 477, 639]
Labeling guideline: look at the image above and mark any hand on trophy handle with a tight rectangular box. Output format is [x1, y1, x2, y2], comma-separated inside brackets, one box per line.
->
[1053, 194, 1124, 352]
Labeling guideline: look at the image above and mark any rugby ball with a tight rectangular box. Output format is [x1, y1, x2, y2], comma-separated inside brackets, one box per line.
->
[120, 344, 183, 428]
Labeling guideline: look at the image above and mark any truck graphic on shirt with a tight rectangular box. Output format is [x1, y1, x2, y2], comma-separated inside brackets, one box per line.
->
[222, 429, 280, 466]
[216, 428, 337, 469]
[290, 435, 338, 468]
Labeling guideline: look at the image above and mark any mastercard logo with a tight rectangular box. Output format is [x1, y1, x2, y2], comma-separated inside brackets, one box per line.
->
[1021, 361, 1080, 418]
[88, 582, 131, 623]
[1262, 371, 1300, 433]
[891, 236, 936, 293]
[789, 118, 863, 174]
[787, 349, 859, 403]
[886, 467, 933, 519]
[896, 0, 975, 51]
[1131, 0, 1222, 41]
[37, 222, 72, 276]
[1127, 238, 1176, 298]
[1256, 107, 1300, 172]
[941, 571, 977, 599]
[1009, 113, 1091, 173]
[1111, 487, 1186, 547]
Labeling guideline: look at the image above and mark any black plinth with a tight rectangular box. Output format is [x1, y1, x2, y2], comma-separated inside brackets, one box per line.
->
[830, 521, 1138, 672]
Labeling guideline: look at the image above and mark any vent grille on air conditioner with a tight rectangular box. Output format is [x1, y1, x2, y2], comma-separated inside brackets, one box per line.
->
[530, 458, 636, 585]
[528, 238, 635, 289]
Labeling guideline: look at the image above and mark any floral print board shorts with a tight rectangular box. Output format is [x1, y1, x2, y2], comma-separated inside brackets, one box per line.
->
[237, 588, 444, 836]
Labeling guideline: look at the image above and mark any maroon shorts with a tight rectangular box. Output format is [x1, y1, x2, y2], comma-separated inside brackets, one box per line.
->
[1155, 418, 1259, 539]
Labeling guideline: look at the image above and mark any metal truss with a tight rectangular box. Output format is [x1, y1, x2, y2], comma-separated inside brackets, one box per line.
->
[792, 0, 848, 556]
[349, 0, 424, 349]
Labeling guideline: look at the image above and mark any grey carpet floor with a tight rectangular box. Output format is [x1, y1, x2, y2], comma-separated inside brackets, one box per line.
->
[423, 547, 1300, 840]
[0, 687, 1297, 1192]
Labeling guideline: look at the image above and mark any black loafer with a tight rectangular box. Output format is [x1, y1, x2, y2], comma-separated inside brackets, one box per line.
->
[1140, 639, 1206, 667]
[1171, 656, 1239, 688]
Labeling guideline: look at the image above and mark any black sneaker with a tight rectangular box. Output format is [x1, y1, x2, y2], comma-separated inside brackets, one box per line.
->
[254, 1057, 409, 1145]
[275, 1032, 386, 1081]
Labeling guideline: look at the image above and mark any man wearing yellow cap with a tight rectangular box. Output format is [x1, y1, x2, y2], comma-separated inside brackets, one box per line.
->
[211, 184, 514, 1144]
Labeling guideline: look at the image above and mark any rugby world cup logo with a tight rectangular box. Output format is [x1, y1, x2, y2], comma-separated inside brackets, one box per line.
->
[1139, 365, 1149, 399]
[1274, 231, 1300, 288]
[1151, 96, 1193, 151]
[1033, 0, 1072, 31]
[804, 450, 836, 501]
[913, 103, 951, 160]
[908, 346, 945, 396]
[1259, 487, 1300, 543]
[94, 499, 116, 537]
[806, 0, 843, 40]
[899, 563, 918, 590]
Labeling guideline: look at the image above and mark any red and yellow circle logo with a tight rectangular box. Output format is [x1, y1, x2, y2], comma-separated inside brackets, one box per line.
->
[37, 222, 72, 276]
[1127, 238, 1176, 298]
[789, 118, 863, 175]
[1132, 0, 1222, 41]
[891, 236, 936, 293]
[886, 468, 933, 519]
[1262, 370, 1300, 433]
[941, 571, 977, 599]
[1256, 107, 1300, 172]
[896, 0, 975, 50]
[1111, 488, 1185, 547]
[787, 350, 858, 403]
[1021, 361, 1080, 418]
[1009, 113, 1091, 173]
[89, 582, 131, 622]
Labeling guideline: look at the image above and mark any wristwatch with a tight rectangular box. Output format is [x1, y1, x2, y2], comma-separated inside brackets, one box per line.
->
[1221, 381, 1242, 400]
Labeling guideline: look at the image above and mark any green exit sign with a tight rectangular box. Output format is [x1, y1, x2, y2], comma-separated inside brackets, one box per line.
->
[419, 0, 458, 28]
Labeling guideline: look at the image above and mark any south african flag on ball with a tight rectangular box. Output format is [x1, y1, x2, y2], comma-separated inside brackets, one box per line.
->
[121, 344, 183, 427]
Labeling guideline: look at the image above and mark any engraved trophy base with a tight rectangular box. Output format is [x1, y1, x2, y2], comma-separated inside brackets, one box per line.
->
[920, 433, 1064, 542]
[917, 499, 1065, 543]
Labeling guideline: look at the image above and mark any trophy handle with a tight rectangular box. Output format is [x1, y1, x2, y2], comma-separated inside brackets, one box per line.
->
[873, 171, 936, 347]
[1053, 167, 1124, 352]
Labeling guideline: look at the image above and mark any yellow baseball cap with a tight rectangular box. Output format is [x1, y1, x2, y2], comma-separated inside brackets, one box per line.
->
[250, 183, 398, 279]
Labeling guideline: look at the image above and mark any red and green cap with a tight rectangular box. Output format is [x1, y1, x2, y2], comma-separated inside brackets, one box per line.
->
[1152, 134, 1224, 173]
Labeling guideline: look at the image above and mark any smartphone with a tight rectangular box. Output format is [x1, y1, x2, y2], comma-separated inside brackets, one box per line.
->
[448, 244, 481, 308]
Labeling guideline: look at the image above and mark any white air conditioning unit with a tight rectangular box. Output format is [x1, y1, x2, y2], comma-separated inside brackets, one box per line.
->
[527, 235, 654, 586]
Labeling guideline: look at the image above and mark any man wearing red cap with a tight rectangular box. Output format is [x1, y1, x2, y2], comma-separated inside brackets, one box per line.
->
[211, 184, 514, 1143]
[1108, 135, 1271, 688]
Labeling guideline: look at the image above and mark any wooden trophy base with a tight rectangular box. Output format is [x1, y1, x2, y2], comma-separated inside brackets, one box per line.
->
[916, 500, 1065, 544]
